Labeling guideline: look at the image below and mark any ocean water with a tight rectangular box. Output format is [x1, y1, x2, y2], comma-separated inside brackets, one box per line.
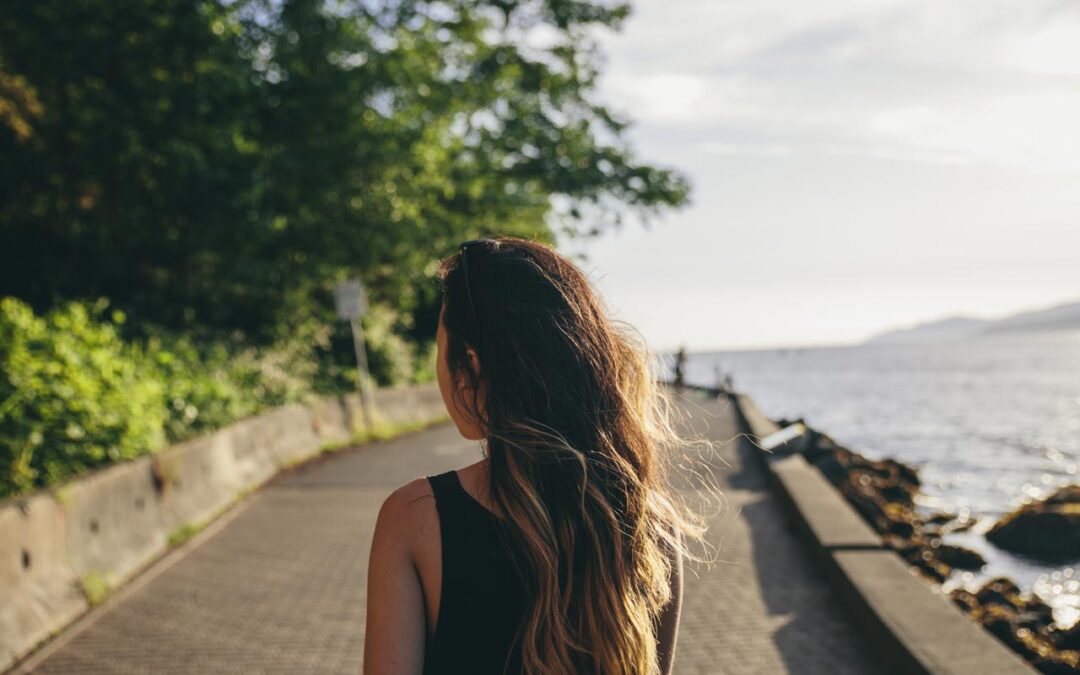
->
[674, 332, 1080, 626]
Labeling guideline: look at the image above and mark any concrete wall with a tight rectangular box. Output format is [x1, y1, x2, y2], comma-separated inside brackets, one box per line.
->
[730, 393, 1035, 675]
[0, 383, 447, 672]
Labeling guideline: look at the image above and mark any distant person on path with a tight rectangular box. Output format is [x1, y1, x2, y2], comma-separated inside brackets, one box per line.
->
[364, 237, 712, 675]
[673, 345, 687, 390]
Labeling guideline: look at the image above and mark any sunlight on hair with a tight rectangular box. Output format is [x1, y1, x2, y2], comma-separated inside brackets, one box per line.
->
[438, 237, 731, 674]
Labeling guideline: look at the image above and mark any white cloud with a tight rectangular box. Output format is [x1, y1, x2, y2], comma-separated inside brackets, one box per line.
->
[865, 94, 1080, 172]
[602, 73, 705, 122]
[1004, 23, 1080, 75]
[595, 0, 1080, 174]
[823, 142, 974, 167]
[701, 142, 794, 157]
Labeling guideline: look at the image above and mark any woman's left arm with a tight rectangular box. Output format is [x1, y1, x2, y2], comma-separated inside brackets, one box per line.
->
[363, 484, 429, 675]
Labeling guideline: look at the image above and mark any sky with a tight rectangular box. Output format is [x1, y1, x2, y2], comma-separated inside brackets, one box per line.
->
[557, 0, 1080, 352]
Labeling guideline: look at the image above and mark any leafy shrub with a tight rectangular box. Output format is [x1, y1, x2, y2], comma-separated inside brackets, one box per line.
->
[0, 295, 433, 498]
[361, 303, 419, 387]
[0, 298, 166, 497]
[142, 330, 315, 442]
[412, 339, 437, 385]
[141, 335, 258, 443]
[307, 302, 430, 394]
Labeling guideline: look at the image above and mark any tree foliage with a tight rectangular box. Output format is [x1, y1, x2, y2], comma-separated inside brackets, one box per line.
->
[0, 0, 689, 342]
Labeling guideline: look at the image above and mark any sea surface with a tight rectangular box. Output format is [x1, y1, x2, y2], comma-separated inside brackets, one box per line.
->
[673, 332, 1080, 626]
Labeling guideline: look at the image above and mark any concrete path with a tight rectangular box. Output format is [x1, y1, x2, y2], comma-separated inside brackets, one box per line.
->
[17, 391, 877, 674]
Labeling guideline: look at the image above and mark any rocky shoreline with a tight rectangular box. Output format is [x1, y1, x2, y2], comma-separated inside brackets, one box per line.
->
[776, 418, 1080, 674]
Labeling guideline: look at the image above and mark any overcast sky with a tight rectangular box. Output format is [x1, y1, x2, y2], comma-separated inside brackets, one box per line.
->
[558, 0, 1080, 352]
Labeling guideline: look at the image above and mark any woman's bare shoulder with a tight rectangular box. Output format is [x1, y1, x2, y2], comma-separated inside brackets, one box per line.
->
[387, 476, 435, 505]
[380, 477, 436, 524]
[376, 461, 485, 542]
[373, 477, 439, 554]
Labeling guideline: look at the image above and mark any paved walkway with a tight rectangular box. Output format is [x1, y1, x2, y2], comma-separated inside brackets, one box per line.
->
[18, 391, 876, 674]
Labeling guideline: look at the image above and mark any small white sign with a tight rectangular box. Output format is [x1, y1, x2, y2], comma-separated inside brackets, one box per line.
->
[760, 423, 807, 453]
[334, 279, 368, 320]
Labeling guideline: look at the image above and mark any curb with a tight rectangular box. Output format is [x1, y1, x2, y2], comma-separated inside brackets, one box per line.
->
[728, 392, 1035, 675]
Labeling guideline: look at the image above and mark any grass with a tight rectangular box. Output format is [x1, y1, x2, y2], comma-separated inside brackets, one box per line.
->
[79, 571, 110, 606]
[318, 413, 451, 455]
[167, 522, 200, 547]
[51, 485, 72, 506]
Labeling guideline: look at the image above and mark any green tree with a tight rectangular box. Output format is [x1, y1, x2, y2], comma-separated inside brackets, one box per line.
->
[1, 0, 688, 344]
[0, 0, 694, 494]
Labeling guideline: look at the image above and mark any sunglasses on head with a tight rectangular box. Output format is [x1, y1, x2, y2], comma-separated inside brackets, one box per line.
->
[458, 238, 496, 341]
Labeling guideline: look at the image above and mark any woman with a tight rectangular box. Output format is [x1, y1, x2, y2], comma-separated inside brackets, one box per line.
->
[364, 237, 712, 674]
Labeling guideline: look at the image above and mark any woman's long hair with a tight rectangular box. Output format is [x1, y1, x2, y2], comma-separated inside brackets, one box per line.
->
[438, 236, 718, 675]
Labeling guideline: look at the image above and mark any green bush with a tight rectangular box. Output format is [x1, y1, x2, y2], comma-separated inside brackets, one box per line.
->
[141, 335, 258, 443]
[143, 330, 315, 443]
[0, 298, 166, 497]
[361, 303, 419, 387]
[0, 295, 434, 498]
[307, 302, 433, 394]
[412, 339, 438, 385]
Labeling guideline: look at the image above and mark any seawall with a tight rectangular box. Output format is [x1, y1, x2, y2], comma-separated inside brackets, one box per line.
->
[727, 390, 1035, 674]
[0, 383, 448, 672]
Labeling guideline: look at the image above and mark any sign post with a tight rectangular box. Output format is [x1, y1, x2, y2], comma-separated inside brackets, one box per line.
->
[334, 279, 374, 429]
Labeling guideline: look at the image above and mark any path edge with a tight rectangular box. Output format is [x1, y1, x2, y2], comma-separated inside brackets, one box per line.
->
[728, 391, 1035, 675]
[1, 383, 449, 674]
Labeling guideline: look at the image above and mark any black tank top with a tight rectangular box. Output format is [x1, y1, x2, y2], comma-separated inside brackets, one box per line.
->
[423, 470, 527, 674]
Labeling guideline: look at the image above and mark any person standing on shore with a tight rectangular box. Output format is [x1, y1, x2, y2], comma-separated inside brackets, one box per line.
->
[363, 237, 713, 675]
[673, 346, 687, 390]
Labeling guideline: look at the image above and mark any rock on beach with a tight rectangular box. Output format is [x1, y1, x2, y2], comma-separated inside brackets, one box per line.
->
[987, 486, 1080, 562]
[782, 419, 1080, 673]
[790, 425, 985, 583]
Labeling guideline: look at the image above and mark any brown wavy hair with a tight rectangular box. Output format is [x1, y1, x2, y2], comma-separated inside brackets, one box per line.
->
[438, 236, 717, 675]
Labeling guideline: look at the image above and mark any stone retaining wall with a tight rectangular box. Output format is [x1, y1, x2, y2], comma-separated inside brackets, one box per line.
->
[730, 392, 1035, 675]
[0, 383, 447, 672]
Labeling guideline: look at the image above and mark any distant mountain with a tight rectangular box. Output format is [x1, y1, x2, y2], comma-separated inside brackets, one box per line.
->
[865, 299, 1080, 345]
[981, 300, 1080, 335]
[865, 316, 989, 345]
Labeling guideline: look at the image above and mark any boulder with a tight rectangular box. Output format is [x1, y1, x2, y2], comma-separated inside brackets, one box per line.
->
[1032, 653, 1080, 675]
[950, 588, 981, 615]
[979, 604, 1041, 660]
[975, 577, 1025, 610]
[796, 423, 1077, 672]
[987, 486, 1080, 562]
[884, 534, 955, 582]
[838, 480, 890, 529]
[952, 578, 1073, 671]
[1045, 486, 1080, 506]
[931, 541, 986, 570]
[1052, 621, 1080, 651]
[940, 515, 977, 535]
[962, 577, 1055, 635]
[812, 453, 849, 486]
[926, 511, 958, 527]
